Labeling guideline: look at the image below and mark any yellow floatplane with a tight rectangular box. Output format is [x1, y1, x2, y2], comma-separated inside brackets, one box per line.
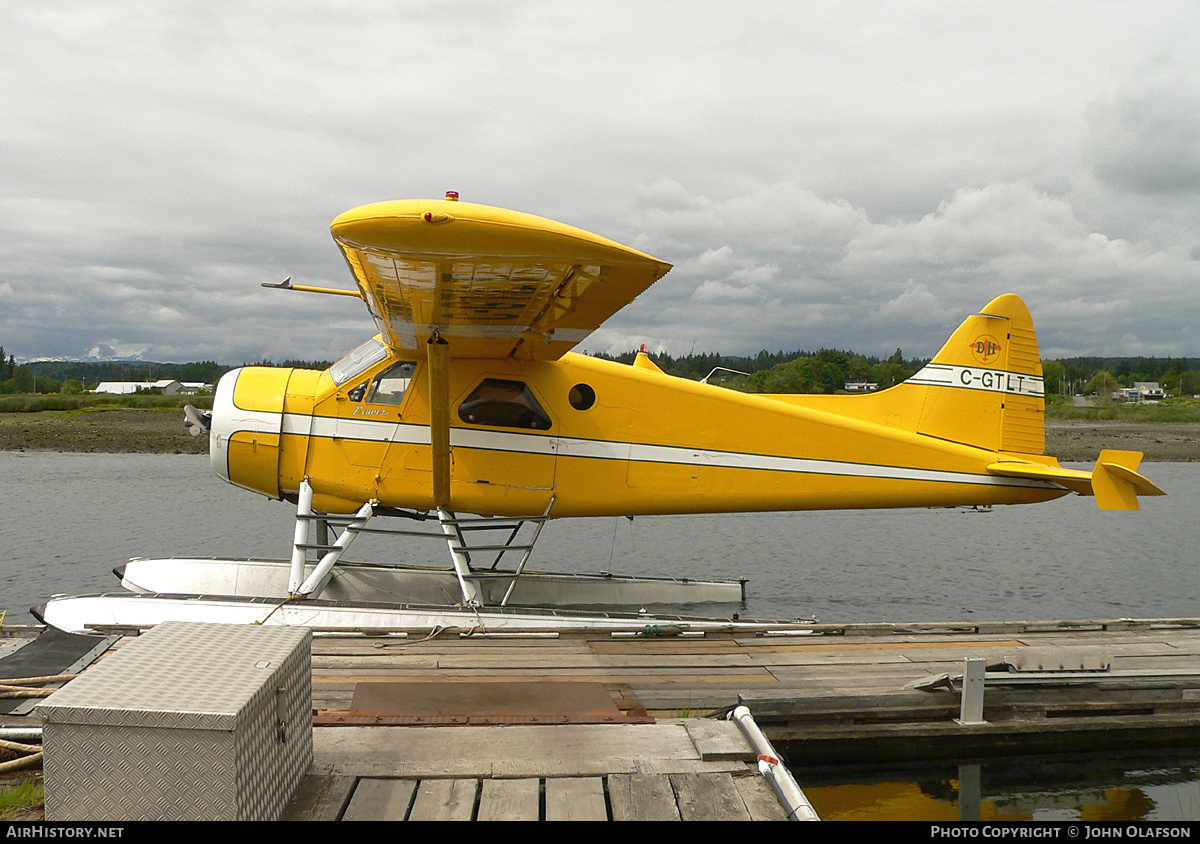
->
[36, 194, 1163, 633]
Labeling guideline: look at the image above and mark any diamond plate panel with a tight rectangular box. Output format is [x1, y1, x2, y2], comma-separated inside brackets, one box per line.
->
[37, 621, 312, 821]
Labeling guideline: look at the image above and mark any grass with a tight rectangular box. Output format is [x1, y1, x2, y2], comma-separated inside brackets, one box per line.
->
[0, 394, 213, 413]
[1045, 395, 1200, 422]
[0, 778, 44, 820]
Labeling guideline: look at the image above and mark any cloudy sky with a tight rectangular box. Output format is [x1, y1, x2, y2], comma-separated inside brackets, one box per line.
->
[3, 1, 1199, 365]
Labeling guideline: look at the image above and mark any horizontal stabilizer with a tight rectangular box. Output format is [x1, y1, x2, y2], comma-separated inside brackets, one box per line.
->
[1092, 450, 1165, 511]
[989, 450, 1165, 511]
[986, 461, 1093, 496]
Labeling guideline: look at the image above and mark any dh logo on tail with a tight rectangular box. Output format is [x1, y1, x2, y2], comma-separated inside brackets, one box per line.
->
[970, 335, 1003, 364]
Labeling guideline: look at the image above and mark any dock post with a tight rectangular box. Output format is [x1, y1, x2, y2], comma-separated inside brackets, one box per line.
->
[957, 657, 987, 725]
[958, 764, 982, 821]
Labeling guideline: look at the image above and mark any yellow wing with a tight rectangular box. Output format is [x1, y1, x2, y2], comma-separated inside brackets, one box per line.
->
[331, 197, 673, 360]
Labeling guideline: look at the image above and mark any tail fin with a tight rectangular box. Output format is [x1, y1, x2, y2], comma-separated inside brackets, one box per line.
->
[984, 450, 1165, 510]
[907, 293, 1044, 455]
[908, 294, 1165, 510]
[1091, 449, 1166, 510]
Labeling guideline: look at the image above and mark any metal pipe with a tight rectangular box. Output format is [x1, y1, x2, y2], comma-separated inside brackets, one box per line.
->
[730, 705, 820, 821]
[0, 725, 41, 739]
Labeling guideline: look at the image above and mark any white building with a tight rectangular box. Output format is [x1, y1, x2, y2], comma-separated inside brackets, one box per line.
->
[1111, 382, 1166, 402]
[94, 379, 209, 396]
[1132, 382, 1166, 400]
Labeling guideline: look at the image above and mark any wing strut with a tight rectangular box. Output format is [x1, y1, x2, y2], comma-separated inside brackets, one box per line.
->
[427, 332, 452, 511]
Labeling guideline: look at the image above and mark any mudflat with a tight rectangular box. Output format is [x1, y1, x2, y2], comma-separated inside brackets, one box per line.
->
[1, 409, 1198, 461]
[0, 409, 208, 454]
[1045, 419, 1199, 462]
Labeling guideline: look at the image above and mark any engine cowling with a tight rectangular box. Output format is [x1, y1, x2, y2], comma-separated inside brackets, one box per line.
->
[209, 367, 292, 499]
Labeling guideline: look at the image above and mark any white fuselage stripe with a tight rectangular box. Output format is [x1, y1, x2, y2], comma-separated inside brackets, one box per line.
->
[211, 410, 1059, 491]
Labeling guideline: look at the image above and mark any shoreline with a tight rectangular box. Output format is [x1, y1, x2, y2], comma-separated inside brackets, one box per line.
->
[1044, 420, 1200, 463]
[2, 410, 1197, 461]
[0, 408, 208, 454]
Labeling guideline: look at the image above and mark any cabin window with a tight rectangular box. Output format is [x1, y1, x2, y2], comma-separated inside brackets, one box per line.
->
[568, 383, 596, 411]
[367, 361, 416, 406]
[458, 379, 552, 430]
[329, 338, 388, 386]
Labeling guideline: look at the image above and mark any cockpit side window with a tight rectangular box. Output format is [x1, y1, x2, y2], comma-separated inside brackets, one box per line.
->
[458, 379, 552, 430]
[366, 361, 416, 406]
[329, 338, 389, 386]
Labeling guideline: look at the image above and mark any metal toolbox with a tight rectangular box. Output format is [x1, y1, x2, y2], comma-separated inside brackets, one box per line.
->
[36, 621, 312, 821]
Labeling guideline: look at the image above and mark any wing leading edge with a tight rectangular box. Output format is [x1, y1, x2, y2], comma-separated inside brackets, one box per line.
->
[331, 197, 672, 361]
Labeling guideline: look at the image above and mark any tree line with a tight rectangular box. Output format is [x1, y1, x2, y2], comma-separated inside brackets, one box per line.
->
[1, 341, 1197, 398]
[599, 349, 1200, 396]
[1043, 357, 1199, 398]
[0, 350, 331, 396]
[593, 347, 925, 392]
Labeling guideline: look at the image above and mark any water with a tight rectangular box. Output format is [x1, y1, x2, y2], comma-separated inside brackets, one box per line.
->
[791, 752, 1200, 821]
[2, 453, 1196, 624]
[3, 452, 1198, 819]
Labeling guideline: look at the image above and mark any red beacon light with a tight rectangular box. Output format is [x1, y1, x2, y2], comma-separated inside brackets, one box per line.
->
[424, 191, 459, 223]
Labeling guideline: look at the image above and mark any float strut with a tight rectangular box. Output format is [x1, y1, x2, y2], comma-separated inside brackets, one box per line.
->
[287, 479, 315, 594]
[293, 500, 374, 598]
[500, 495, 555, 608]
[439, 509, 481, 607]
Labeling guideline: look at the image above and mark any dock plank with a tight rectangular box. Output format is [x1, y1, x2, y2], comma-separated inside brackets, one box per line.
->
[545, 777, 608, 821]
[670, 771, 752, 821]
[342, 778, 416, 821]
[281, 773, 356, 821]
[477, 778, 540, 821]
[608, 773, 680, 821]
[683, 718, 755, 761]
[735, 774, 790, 821]
[408, 778, 477, 821]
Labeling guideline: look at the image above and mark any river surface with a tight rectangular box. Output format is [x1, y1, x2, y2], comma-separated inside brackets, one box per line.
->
[2, 452, 1198, 820]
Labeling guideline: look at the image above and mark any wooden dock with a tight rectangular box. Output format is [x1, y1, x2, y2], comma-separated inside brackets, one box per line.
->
[286, 720, 793, 820]
[7, 617, 1200, 820]
[290, 616, 1200, 819]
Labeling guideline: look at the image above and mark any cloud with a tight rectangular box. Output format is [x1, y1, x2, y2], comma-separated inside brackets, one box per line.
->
[2, 3, 1199, 363]
[877, 282, 950, 328]
[593, 179, 1200, 359]
[1085, 56, 1200, 195]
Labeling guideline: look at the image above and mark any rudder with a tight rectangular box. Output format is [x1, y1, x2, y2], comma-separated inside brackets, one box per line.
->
[907, 294, 1045, 455]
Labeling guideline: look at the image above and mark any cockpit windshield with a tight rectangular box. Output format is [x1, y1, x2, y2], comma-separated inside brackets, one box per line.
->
[329, 338, 389, 386]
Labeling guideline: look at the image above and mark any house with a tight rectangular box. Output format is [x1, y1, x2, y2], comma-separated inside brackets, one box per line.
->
[1111, 382, 1166, 402]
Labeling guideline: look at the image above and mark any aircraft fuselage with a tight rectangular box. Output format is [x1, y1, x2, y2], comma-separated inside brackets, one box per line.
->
[209, 341, 1066, 518]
